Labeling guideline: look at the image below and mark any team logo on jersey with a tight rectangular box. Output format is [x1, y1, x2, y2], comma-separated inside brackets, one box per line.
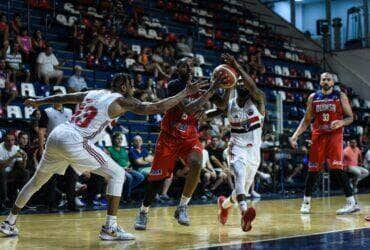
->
[332, 160, 343, 166]
[308, 162, 318, 168]
[150, 169, 162, 176]
[247, 109, 254, 116]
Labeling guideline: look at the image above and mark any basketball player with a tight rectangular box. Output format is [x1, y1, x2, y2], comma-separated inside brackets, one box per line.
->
[134, 58, 225, 230]
[205, 54, 265, 232]
[289, 72, 359, 214]
[0, 74, 205, 240]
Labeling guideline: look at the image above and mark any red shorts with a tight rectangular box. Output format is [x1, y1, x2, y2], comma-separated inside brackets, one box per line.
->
[308, 132, 343, 172]
[148, 132, 202, 181]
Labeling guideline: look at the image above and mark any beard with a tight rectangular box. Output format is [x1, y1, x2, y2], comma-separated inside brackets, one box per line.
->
[322, 84, 333, 91]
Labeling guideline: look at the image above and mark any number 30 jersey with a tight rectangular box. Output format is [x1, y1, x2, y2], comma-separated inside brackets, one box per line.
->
[69, 90, 122, 141]
[311, 90, 344, 135]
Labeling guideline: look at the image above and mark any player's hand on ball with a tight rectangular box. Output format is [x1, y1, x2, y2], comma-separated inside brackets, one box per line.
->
[24, 98, 39, 108]
[212, 72, 228, 88]
[289, 137, 298, 149]
[221, 53, 237, 67]
[330, 120, 344, 130]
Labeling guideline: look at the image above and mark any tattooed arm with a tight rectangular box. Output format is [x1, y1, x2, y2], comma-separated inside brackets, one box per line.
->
[24, 92, 88, 107]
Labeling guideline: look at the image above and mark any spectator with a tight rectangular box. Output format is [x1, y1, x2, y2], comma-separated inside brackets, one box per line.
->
[1, 80, 18, 109]
[129, 135, 153, 177]
[0, 133, 28, 209]
[17, 131, 35, 172]
[0, 59, 10, 83]
[17, 29, 33, 61]
[11, 13, 23, 36]
[344, 139, 369, 193]
[5, 43, 30, 83]
[68, 65, 88, 92]
[72, 21, 86, 59]
[32, 30, 47, 55]
[175, 35, 193, 58]
[364, 148, 370, 169]
[107, 133, 144, 202]
[36, 45, 63, 84]
[0, 14, 9, 56]
[200, 139, 216, 192]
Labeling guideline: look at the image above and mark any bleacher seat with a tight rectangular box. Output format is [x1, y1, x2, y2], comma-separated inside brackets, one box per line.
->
[24, 106, 35, 119]
[275, 65, 282, 75]
[275, 77, 283, 86]
[7, 106, 23, 119]
[231, 43, 240, 53]
[148, 29, 160, 40]
[307, 81, 314, 90]
[194, 66, 203, 77]
[132, 45, 141, 54]
[53, 86, 67, 94]
[304, 70, 312, 79]
[21, 83, 36, 97]
[138, 27, 148, 38]
[125, 58, 136, 68]
[282, 67, 290, 76]
[195, 54, 205, 65]
[97, 131, 113, 147]
[352, 98, 360, 108]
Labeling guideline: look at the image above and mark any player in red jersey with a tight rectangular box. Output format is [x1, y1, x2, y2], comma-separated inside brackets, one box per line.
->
[290, 72, 359, 215]
[134, 58, 226, 229]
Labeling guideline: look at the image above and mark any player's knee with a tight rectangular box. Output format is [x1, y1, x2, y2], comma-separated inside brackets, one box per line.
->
[113, 167, 125, 183]
[188, 157, 202, 171]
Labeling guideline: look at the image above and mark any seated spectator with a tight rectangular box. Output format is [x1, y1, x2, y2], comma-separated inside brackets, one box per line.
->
[0, 59, 10, 83]
[68, 65, 87, 92]
[129, 135, 153, 177]
[17, 131, 35, 173]
[5, 43, 30, 83]
[0, 14, 9, 58]
[344, 139, 369, 193]
[1, 80, 18, 109]
[175, 35, 193, 58]
[32, 30, 47, 55]
[200, 139, 216, 194]
[107, 133, 144, 202]
[36, 45, 63, 84]
[0, 132, 29, 209]
[17, 29, 33, 61]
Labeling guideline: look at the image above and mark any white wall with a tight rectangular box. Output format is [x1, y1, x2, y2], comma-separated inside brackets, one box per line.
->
[272, 1, 291, 23]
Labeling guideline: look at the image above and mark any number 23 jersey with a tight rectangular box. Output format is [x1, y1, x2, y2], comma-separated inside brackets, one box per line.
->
[311, 90, 344, 135]
[69, 90, 122, 141]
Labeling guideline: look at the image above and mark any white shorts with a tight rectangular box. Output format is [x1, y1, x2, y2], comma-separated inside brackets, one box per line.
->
[37, 123, 120, 176]
[229, 144, 261, 169]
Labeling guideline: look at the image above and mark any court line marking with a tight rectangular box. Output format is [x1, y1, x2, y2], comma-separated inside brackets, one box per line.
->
[189, 225, 370, 249]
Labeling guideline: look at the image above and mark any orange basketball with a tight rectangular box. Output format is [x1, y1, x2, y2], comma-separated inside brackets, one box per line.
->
[212, 64, 238, 89]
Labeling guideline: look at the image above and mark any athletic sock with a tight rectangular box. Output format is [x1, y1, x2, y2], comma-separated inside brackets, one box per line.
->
[239, 200, 248, 213]
[346, 196, 355, 205]
[303, 196, 311, 204]
[140, 204, 149, 213]
[179, 195, 191, 206]
[105, 215, 117, 227]
[6, 212, 17, 225]
[222, 196, 234, 209]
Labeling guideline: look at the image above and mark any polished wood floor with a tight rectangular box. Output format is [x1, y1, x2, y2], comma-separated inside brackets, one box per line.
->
[1, 194, 370, 249]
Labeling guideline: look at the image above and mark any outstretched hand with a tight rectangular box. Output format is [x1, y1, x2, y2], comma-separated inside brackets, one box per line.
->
[24, 99, 40, 108]
[186, 79, 210, 95]
[221, 53, 238, 68]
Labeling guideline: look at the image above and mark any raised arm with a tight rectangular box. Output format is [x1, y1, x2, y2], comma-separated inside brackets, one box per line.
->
[24, 92, 88, 108]
[330, 92, 354, 130]
[289, 93, 315, 149]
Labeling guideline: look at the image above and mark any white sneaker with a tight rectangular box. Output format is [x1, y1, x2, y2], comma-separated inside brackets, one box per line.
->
[300, 202, 311, 214]
[336, 202, 360, 215]
[75, 197, 85, 207]
[99, 224, 135, 241]
[0, 221, 19, 237]
[251, 190, 261, 198]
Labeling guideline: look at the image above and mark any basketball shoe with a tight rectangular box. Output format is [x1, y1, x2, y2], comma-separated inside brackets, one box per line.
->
[217, 196, 231, 225]
[174, 205, 190, 226]
[300, 202, 311, 214]
[336, 201, 360, 215]
[99, 224, 135, 241]
[0, 221, 19, 237]
[241, 207, 256, 232]
[134, 211, 148, 230]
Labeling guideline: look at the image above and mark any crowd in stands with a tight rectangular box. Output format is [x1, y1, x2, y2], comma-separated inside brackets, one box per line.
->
[0, 0, 369, 213]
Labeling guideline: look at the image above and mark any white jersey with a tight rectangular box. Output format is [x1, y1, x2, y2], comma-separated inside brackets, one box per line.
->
[68, 90, 122, 142]
[227, 97, 263, 148]
[44, 107, 73, 135]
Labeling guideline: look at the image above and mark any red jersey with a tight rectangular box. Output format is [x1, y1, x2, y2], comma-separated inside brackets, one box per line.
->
[311, 90, 344, 135]
[160, 78, 199, 140]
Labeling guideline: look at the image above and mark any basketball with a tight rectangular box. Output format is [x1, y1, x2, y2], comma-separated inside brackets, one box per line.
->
[212, 64, 238, 89]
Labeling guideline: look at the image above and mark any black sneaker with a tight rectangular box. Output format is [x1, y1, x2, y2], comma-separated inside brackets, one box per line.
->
[134, 210, 148, 230]
[174, 205, 190, 226]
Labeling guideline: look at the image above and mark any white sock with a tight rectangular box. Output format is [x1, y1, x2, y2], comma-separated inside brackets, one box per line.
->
[179, 195, 191, 206]
[106, 215, 117, 227]
[346, 196, 355, 205]
[140, 204, 149, 213]
[303, 196, 311, 204]
[222, 196, 234, 209]
[239, 200, 248, 212]
[6, 212, 17, 225]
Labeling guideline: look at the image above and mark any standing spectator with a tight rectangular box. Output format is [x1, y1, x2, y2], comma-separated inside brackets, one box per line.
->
[11, 13, 23, 36]
[129, 135, 153, 177]
[5, 43, 30, 83]
[344, 139, 369, 193]
[107, 133, 144, 202]
[36, 45, 63, 84]
[16, 29, 33, 61]
[0, 133, 28, 209]
[32, 30, 47, 55]
[0, 14, 9, 57]
[67, 65, 88, 92]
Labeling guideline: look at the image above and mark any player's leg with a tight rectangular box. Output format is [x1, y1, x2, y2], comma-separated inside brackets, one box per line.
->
[134, 135, 177, 230]
[300, 134, 323, 214]
[174, 142, 203, 226]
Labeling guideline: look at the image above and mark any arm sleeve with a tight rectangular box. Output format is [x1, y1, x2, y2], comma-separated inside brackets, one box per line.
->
[52, 54, 59, 66]
[36, 53, 43, 64]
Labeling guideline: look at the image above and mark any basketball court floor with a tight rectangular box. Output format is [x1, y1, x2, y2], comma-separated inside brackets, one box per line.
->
[1, 194, 370, 249]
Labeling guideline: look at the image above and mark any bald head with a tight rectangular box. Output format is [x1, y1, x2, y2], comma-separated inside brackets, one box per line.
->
[320, 72, 334, 92]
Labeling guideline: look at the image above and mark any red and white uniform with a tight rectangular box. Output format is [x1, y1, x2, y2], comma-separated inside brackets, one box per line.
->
[227, 96, 263, 168]
[308, 90, 344, 171]
[37, 90, 123, 176]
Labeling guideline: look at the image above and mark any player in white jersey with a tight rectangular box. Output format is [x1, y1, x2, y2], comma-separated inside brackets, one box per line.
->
[0, 74, 206, 240]
[205, 54, 265, 232]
